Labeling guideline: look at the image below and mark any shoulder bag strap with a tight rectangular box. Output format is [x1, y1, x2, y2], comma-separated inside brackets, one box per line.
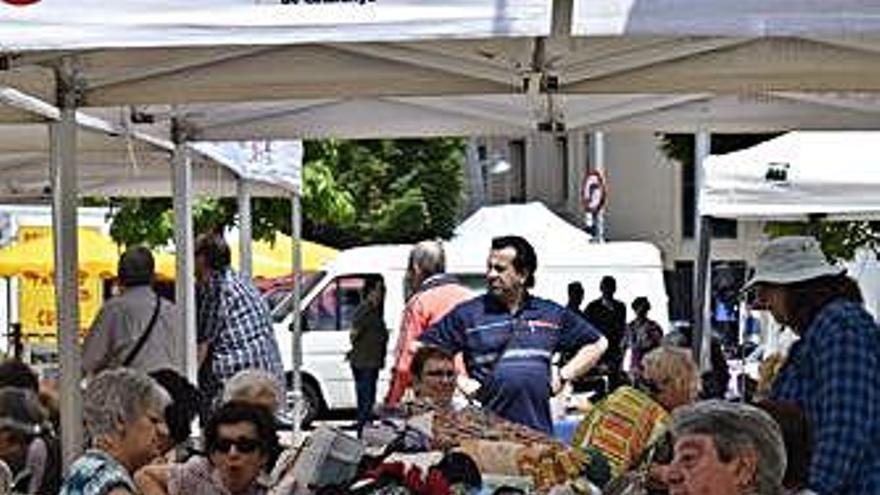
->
[123, 293, 162, 367]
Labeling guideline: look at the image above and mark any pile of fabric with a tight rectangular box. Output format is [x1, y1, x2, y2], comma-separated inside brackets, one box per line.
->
[356, 403, 607, 493]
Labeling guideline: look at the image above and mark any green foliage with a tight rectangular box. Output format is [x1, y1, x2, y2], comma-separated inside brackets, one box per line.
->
[659, 133, 782, 166]
[764, 220, 880, 262]
[107, 198, 175, 248]
[103, 138, 466, 249]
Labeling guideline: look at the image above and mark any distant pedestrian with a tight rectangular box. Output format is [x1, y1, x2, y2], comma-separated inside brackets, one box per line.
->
[195, 234, 284, 418]
[585, 276, 627, 387]
[566, 281, 586, 316]
[625, 296, 664, 380]
[385, 240, 473, 406]
[347, 278, 388, 431]
[83, 246, 178, 376]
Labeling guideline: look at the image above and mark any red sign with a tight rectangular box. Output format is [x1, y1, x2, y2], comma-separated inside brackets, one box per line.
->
[2, 0, 41, 5]
[581, 170, 607, 213]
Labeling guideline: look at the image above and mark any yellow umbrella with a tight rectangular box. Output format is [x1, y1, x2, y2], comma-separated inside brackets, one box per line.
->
[0, 227, 123, 279]
[0, 227, 176, 280]
[230, 233, 337, 278]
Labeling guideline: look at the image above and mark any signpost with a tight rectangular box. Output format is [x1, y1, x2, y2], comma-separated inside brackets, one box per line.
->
[581, 169, 607, 241]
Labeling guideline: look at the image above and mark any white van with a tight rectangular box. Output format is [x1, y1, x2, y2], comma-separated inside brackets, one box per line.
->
[270, 241, 669, 424]
[269, 203, 670, 423]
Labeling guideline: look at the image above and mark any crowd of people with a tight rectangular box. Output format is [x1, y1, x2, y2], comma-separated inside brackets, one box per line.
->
[0, 233, 877, 494]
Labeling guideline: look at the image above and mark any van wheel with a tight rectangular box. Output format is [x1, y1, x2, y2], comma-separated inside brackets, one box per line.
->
[286, 378, 323, 429]
[300, 381, 322, 428]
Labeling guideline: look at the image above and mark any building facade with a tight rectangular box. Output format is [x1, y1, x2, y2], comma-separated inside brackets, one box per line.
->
[467, 131, 769, 324]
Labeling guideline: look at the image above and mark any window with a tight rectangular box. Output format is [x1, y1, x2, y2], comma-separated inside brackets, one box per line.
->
[267, 272, 324, 323]
[303, 275, 383, 332]
[509, 139, 527, 202]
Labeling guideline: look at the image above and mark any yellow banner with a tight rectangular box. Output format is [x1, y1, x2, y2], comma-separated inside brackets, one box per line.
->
[16, 227, 103, 343]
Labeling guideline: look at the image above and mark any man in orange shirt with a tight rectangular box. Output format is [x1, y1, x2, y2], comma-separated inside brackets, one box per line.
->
[385, 240, 473, 406]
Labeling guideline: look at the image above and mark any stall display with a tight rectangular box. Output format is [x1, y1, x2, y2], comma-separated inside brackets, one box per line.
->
[363, 402, 605, 493]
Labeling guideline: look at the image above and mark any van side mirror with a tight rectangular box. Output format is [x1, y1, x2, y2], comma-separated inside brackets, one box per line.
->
[290, 314, 310, 333]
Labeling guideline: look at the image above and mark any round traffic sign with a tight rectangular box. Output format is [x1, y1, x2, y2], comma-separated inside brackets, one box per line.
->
[581, 170, 607, 213]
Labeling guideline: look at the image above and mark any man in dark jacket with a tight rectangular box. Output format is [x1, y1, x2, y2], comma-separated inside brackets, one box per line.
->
[347, 278, 388, 431]
[585, 276, 627, 388]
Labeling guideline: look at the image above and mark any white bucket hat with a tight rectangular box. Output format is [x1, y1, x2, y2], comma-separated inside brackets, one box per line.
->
[744, 236, 845, 289]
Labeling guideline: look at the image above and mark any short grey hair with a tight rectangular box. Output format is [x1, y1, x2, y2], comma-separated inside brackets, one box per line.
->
[409, 240, 445, 278]
[671, 400, 786, 495]
[222, 369, 282, 413]
[83, 369, 170, 440]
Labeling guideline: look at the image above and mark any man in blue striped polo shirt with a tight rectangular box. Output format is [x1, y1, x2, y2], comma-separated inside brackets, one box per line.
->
[420, 235, 608, 434]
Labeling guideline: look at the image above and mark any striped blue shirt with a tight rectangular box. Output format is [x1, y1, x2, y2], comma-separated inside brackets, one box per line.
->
[770, 298, 880, 495]
[420, 293, 602, 434]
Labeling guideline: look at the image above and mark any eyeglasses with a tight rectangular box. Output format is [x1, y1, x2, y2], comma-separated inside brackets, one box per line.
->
[424, 370, 456, 380]
[211, 437, 261, 454]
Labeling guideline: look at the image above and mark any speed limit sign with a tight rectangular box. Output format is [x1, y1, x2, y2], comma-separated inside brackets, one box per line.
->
[581, 170, 607, 213]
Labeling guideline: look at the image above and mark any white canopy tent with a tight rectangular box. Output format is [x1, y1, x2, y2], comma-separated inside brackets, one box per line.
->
[701, 131, 880, 219]
[446, 202, 670, 326]
[0, 91, 301, 465]
[573, 0, 880, 37]
[698, 130, 880, 370]
[6, 0, 880, 462]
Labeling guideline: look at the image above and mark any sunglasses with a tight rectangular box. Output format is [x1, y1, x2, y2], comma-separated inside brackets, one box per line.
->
[211, 437, 261, 454]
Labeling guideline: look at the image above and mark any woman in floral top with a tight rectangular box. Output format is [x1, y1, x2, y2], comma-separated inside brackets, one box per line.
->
[624, 297, 664, 381]
[60, 369, 170, 495]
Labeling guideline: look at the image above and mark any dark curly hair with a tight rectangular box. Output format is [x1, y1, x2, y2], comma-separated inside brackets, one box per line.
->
[149, 369, 200, 446]
[490, 236, 537, 288]
[204, 401, 279, 462]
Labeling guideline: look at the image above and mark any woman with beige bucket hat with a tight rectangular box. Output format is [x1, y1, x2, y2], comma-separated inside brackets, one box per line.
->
[745, 236, 880, 495]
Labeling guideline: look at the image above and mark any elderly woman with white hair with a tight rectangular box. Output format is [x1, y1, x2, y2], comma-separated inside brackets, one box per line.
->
[665, 400, 786, 495]
[222, 369, 283, 415]
[60, 369, 169, 495]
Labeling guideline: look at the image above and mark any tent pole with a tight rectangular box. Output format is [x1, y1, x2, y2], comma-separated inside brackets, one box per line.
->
[693, 131, 713, 372]
[172, 118, 197, 384]
[590, 131, 606, 242]
[237, 179, 253, 279]
[51, 57, 83, 469]
[290, 192, 303, 441]
[465, 138, 485, 212]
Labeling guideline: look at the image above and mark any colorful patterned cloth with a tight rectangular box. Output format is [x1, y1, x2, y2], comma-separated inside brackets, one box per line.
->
[59, 449, 136, 495]
[571, 386, 669, 477]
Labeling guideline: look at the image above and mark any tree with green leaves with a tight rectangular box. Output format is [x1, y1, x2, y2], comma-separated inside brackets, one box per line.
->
[104, 138, 466, 249]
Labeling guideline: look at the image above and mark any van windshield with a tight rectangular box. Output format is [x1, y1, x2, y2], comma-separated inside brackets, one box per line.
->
[454, 273, 485, 292]
[265, 272, 325, 323]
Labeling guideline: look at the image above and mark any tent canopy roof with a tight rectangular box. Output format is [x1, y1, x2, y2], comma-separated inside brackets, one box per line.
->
[447, 202, 663, 269]
[702, 131, 880, 219]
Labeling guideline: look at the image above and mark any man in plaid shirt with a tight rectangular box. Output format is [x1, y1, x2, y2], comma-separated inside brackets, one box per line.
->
[195, 234, 285, 416]
[747, 236, 880, 494]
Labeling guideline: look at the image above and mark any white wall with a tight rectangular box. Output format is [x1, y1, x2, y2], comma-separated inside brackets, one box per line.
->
[603, 132, 679, 265]
[471, 131, 771, 270]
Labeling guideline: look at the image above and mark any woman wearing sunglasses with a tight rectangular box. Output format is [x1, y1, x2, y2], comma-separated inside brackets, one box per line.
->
[137, 401, 279, 495]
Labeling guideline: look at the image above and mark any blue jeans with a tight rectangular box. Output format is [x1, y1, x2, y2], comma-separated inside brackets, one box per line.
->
[351, 366, 379, 428]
